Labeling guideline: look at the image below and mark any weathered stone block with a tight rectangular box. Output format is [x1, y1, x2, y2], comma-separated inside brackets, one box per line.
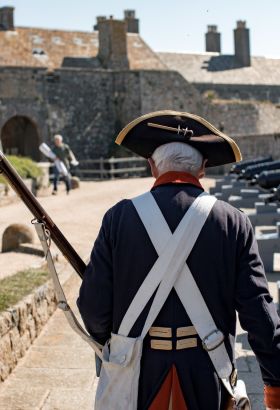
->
[27, 315, 36, 342]
[71, 176, 80, 189]
[47, 300, 56, 316]
[2, 223, 33, 252]
[37, 162, 51, 189]
[0, 332, 12, 360]
[6, 306, 20, 327]
[36, 299, 49, 326]
[21, 330, 32, 354]
[0, 312, 13, 336]
[18, 302, 28, 336]
[0, 279, 57, 383]
[9, 327, 22, 360]
[0, 332, 13, 377]
[0, 359, 10, 381]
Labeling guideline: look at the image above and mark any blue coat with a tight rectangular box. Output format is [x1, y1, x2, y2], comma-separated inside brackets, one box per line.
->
[77, 182, 280, 409]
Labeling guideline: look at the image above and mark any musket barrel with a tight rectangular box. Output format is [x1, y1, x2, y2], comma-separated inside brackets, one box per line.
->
[0, 151, 86, 278]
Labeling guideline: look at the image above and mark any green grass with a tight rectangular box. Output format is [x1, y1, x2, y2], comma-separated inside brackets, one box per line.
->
[0, 268, 49, 312]
[0, 155, 42, 186]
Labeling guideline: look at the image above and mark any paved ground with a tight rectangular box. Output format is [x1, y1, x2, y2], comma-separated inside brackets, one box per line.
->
[0, 178, 156, 279]
[0, 177, 279, 409]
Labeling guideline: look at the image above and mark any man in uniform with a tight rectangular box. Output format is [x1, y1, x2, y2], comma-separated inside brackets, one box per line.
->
[77, 111, 280, 409]
[52, 134, 73, 195]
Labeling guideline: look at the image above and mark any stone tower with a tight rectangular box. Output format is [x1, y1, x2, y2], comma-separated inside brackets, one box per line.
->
[0, 7, 14, 31]
[98, 17, 129, 69]
[234, 20, 251, 66]
[205, 25, 221, 53]
[94, 16, 106, 31]
[124, 10, 139, 33]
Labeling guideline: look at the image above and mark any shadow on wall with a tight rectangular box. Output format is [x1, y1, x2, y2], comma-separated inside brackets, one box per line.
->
[1, 115, 41, 161]
[202, 55, 248, 72]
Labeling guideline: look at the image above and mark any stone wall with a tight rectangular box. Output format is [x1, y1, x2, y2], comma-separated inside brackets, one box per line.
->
[139, 70, 202, 115]
[0, 65, 280, 164]
[0, 67, 48, 138]
[45, 69, 116, 159]
[204, 99, 260, 136]
[202, 100, 280, 174]
[235, 133, 280, 160]
[207, 131, 280, 176]
[46, 69, 202, 159]
[196, 83, 280, 104]
[98, 19, 129, 69]
[0, 66, 202, 160]
[0, 280, 56, 382]
[204, 99, 280, 155]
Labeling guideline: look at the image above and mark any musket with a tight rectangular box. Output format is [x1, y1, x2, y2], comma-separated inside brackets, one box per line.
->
[0, 150, 86, 279]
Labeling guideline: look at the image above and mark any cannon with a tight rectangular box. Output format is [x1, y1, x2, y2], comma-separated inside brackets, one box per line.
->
[265, 185, 280, 204]
[230, 156, 272, 174]
[240, 160, 280, 180]
[250, 169, 280, 190]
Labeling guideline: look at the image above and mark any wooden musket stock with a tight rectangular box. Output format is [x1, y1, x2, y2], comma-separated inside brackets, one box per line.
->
[0, 151, 86, 278]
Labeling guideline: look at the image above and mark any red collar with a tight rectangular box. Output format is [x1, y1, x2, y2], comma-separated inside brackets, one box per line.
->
[152, 171, 203, 190]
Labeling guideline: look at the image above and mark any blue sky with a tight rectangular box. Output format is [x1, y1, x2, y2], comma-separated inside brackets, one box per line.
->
[4, 0, 280, 57]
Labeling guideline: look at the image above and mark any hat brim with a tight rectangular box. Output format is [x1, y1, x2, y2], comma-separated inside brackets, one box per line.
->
[115, 111, 242, 167]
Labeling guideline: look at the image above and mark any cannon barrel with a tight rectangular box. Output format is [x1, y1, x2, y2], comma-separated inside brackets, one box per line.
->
[256, 169, 280, 189]
[230, 156, 272, 174]
[265, 184, 280, 203]
[240, 160, 280, 180]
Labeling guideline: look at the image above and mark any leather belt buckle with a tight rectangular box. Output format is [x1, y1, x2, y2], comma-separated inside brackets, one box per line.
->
[202, 329, 224, 352]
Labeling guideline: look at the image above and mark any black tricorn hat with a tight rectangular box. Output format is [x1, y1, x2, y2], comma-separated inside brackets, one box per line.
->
[115, 111, 242, 167]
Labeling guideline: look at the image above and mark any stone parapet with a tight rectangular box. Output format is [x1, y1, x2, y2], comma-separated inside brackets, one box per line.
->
[37, 162, 50, 190]
[0, 280, 56, 382]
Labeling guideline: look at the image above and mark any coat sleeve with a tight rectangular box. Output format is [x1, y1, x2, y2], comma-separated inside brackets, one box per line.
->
[77, 209, 113, 346]
[68, 147, 76, 162]
[235, 214, 280, 406]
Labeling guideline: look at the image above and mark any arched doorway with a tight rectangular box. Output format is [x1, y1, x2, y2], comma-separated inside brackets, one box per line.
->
[1, 116, 40, 161]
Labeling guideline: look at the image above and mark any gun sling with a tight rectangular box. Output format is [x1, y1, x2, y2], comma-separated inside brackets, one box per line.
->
[34, 221, 103, 359]
[132, 192, 250, 408]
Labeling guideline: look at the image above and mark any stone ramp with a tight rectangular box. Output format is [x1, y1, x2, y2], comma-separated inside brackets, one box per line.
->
[0, 272, 98, 410]
[1, 274, 278, 409]
[0, 178, 156, 281]
[0, 177, 278, 409]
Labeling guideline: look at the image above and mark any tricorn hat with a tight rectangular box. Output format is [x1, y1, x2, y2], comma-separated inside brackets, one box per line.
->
[115, 111, 242, 167]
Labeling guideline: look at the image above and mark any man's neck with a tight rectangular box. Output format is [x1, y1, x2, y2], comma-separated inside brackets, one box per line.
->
[152, 171, 203, 190]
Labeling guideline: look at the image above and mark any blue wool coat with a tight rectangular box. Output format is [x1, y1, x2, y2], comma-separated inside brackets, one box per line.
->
[77, 182, 280, 409]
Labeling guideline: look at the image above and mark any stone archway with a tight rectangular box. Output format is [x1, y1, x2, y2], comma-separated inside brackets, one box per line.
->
[1, 116, 40, 161]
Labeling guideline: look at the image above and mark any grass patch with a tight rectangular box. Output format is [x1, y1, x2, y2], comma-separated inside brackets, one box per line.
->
[0, 268, 49, 312]
[0, 155, 42, 186]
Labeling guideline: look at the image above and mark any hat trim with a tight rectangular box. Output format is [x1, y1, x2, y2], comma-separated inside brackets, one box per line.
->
[115, 110, 242, 163]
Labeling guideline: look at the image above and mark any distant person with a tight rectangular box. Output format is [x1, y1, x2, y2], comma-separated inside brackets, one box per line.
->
[52, 134, 77, 195]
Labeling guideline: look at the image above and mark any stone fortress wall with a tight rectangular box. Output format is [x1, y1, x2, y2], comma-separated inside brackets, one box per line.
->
[0, 7, 280, 164]
[196, 83, 280, 105]
[0, 280, 56, 381]
[0, 66, 203, 160]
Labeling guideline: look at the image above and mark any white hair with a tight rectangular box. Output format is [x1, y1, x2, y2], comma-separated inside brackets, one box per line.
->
[152, 142, 203, 176]
[54, 134, 63, 142]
